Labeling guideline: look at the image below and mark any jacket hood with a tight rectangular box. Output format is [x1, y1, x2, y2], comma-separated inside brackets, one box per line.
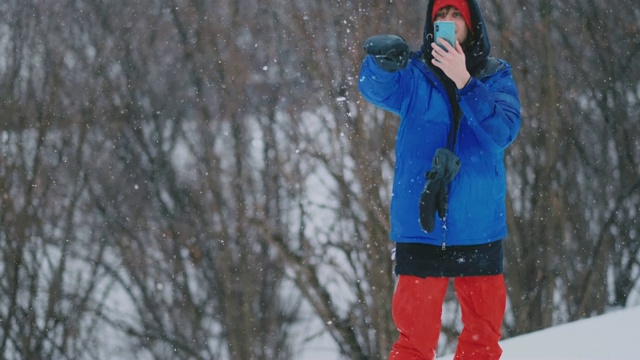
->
[420, 0, 490, 74]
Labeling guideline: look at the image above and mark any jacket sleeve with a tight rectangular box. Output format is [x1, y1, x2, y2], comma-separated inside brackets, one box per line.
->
[457, 67, 521, 152]
[357, 55, 410, 115]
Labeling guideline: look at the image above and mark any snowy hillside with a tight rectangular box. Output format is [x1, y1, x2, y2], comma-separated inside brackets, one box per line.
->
[301, 305, 640, 359]
[437, 305, 640, 360]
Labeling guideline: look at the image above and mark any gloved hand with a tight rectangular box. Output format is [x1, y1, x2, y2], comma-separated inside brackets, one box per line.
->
[364, 34, 410, 72]
[419, 176, 446, 233]
[419, 148, 461, 233]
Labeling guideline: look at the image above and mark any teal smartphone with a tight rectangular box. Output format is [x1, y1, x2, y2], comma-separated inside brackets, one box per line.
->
[434, 21, 456, 50]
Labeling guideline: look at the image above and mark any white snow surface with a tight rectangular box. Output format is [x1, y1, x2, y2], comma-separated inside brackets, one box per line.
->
[437, 305, 640, 360]
[301, 305, 640, 359]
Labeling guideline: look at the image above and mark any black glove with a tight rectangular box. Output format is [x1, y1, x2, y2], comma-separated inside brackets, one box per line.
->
[419, 148, 461, 233]
[419, 176, 446, 233]
[364, 34, 410, 72]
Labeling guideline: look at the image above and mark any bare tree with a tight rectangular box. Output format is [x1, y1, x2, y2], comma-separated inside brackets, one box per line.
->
[484, 0, 640, 336]
[73, 0, 299, 358]
[0, 1, 112, 358]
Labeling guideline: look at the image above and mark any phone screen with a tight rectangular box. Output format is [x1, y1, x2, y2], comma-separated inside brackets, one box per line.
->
[434, 21, 456, 49]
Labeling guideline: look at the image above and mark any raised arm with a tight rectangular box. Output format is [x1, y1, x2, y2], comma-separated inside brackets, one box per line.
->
[358, 34, 411, 115]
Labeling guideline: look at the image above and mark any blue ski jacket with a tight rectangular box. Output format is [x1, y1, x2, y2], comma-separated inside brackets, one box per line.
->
[358, 0, 521, 247]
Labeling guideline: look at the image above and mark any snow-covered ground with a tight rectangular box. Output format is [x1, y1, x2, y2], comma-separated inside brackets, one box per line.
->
[301, 305, 640, 359]
[437, 305, 640, 360]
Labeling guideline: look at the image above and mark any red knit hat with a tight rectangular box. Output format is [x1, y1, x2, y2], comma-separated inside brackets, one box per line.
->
[432, 0, 473, 33]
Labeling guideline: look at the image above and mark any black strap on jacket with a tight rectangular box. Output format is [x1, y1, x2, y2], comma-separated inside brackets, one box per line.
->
[444, 83, 462, 151]
[422, 58, 462, 151]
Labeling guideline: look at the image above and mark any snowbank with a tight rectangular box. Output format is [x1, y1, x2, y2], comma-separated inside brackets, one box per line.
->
[437, 306, 640, 359]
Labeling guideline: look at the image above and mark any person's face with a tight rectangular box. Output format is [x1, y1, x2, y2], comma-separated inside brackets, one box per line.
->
[434, 6, 469, 44]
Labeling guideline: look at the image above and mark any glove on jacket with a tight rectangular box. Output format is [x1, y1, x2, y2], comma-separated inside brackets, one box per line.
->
[363, 34, 410, 72]
[419, 148, 461, 233]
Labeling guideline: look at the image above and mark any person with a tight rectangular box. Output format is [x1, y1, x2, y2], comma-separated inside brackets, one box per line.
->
[358, 0, 521, 359]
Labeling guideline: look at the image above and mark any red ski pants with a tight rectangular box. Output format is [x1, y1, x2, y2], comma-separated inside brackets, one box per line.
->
[389, 274, 506, 360]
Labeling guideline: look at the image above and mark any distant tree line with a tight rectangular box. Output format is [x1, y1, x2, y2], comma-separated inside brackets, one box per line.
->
[0, 0, 638, 358]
